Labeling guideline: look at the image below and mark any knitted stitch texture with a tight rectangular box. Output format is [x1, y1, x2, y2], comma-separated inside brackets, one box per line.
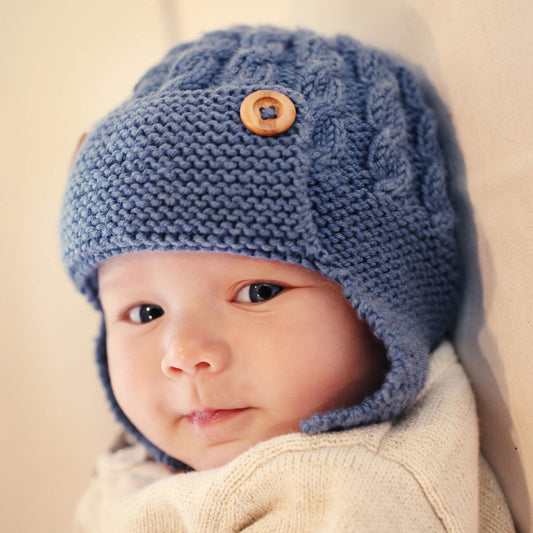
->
[60, 26, 460, 469]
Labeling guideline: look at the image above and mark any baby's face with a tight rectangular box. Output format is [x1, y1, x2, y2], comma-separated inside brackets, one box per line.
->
[99, 251, 386, 471]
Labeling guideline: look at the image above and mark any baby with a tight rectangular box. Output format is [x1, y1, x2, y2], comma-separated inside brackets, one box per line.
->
[98, 251, 388, 472]
[61, 26, 513, 532]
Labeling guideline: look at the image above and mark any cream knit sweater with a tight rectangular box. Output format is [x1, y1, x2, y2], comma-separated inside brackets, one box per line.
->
[74, 343, 514, 532]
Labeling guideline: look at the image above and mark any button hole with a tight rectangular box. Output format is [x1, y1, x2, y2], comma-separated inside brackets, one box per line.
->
[260, 106, 277, 120]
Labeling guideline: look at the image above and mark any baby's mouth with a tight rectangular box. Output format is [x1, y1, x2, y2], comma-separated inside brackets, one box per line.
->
[186, 408, 249, 427]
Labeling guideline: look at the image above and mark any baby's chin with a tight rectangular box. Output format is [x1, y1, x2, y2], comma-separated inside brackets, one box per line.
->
[165, 426, 303, 472]
[171, 438, 262, 472]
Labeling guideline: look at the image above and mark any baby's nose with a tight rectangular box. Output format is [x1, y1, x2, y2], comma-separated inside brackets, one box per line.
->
[161, 326, 230, 378]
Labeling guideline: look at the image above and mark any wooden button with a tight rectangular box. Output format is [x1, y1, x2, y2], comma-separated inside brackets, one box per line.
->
[240, 90, 296, 136]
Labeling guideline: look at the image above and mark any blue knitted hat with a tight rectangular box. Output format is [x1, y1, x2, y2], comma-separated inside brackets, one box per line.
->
[60, 26, 460, 469]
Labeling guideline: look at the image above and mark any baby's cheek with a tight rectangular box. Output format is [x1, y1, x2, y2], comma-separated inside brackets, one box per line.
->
[107, 357, 130, 406]
[107, 344, 141, 402]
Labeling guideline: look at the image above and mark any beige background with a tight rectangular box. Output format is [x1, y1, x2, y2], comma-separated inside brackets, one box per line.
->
[1, 1, 531, 531]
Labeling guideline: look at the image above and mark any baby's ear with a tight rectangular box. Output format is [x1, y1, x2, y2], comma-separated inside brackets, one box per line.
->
[69, 132, 87, 171]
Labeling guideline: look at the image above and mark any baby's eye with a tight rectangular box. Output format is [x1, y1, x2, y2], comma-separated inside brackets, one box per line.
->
[235, 283, 284, 303]
[128, 304, 164, 323]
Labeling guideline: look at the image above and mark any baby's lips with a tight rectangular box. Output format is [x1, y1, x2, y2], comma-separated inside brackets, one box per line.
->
[186, 408, 249, 427]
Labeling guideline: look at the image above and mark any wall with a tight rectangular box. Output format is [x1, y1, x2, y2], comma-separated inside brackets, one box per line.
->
[1, 1, 531, 531]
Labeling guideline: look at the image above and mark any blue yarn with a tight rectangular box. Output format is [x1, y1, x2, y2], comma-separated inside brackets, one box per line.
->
[60, 26, 460, 469]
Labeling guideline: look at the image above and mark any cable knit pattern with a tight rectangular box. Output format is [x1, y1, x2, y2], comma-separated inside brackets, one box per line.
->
[60, 26, 460, 469]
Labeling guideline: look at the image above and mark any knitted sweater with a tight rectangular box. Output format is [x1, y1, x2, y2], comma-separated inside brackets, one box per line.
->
[74, 343, 514, 532]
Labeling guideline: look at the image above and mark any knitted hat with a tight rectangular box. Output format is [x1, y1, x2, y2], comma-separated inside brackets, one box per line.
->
[60, 26, 460, 469]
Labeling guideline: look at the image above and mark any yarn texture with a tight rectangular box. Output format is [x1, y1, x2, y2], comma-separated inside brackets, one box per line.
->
[60, 26, 460, 469]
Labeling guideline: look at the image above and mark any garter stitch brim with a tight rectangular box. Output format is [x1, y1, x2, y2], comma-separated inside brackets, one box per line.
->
[60, 26, 460, 470]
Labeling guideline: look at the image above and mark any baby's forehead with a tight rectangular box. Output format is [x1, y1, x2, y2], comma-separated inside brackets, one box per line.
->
[98, 250, 330, 285]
